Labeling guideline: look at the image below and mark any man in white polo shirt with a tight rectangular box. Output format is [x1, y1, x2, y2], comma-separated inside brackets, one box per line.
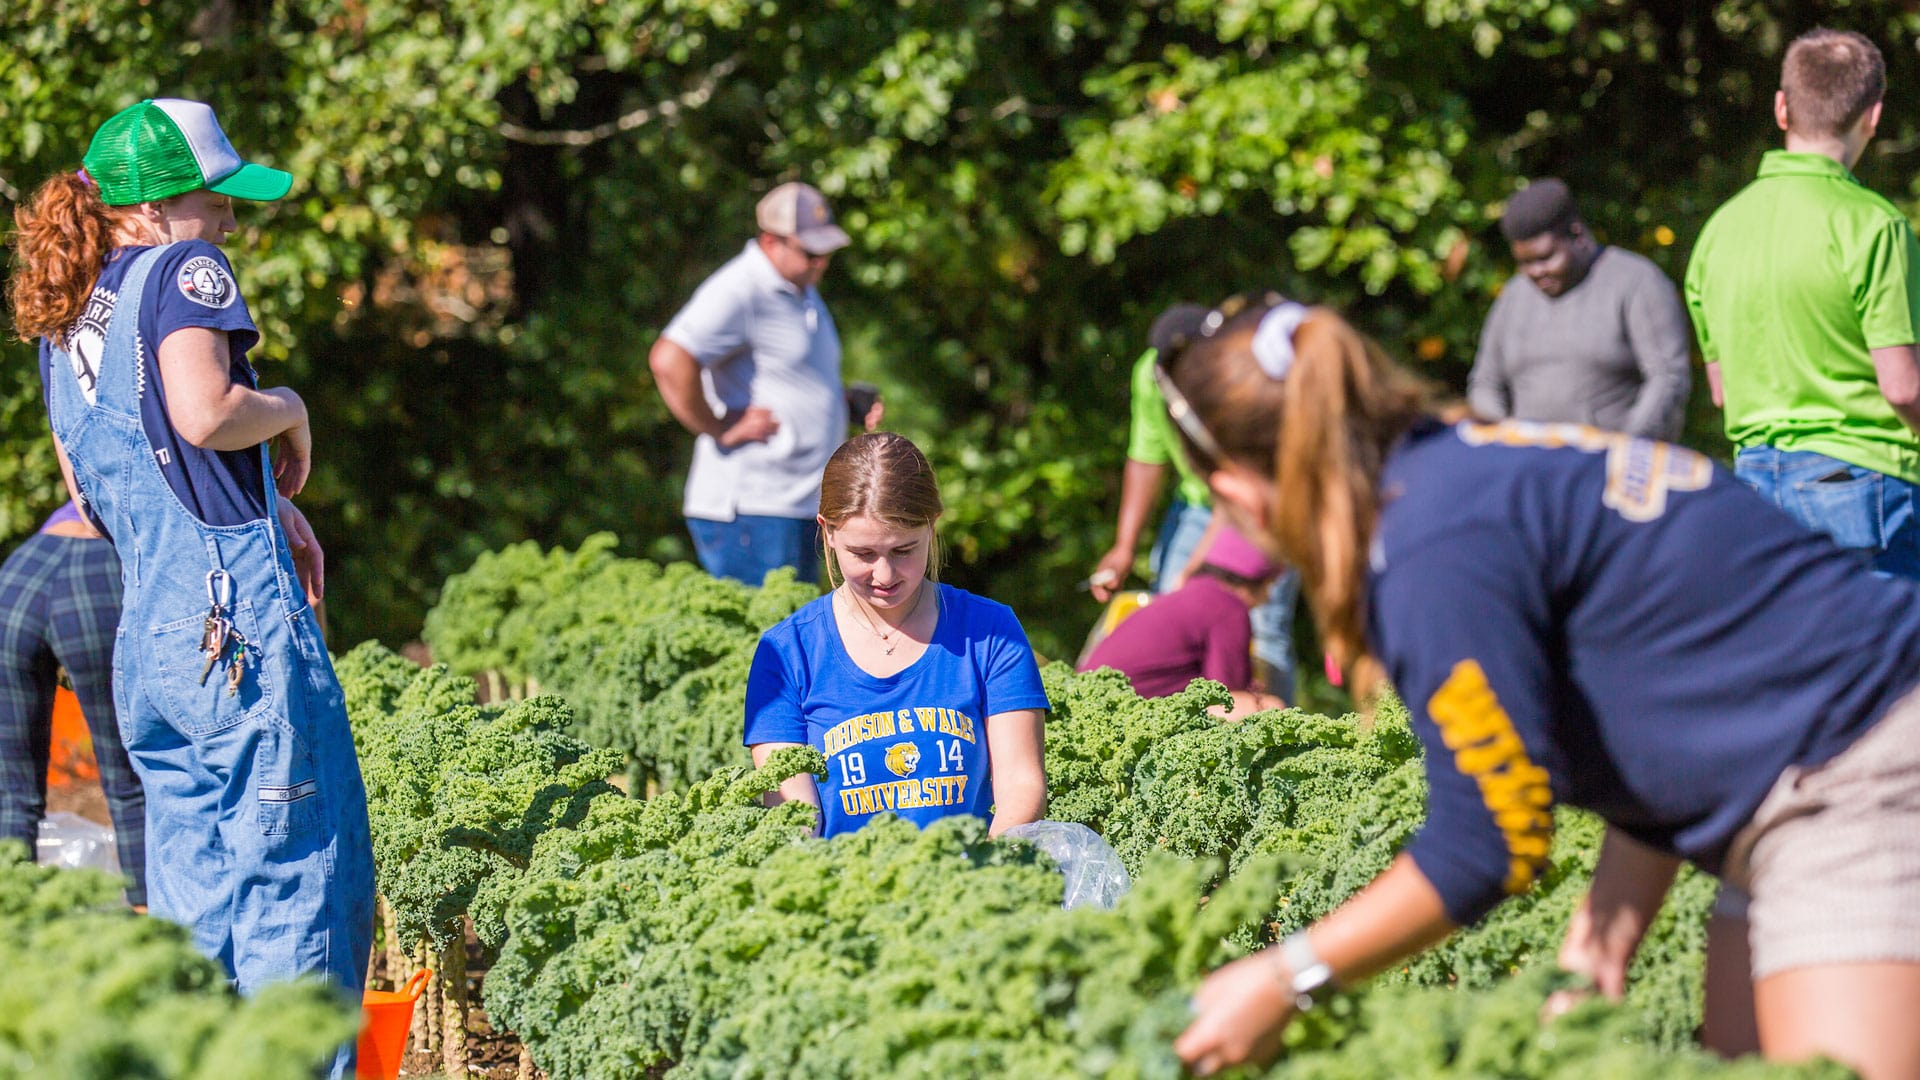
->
[649, 182, 878, 584]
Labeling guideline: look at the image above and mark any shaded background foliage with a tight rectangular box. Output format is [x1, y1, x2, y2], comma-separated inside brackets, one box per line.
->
[4, 0, 1919, 656]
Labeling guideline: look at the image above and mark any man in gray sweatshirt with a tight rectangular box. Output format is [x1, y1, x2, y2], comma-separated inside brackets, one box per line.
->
[1467, 178, 1693, 441]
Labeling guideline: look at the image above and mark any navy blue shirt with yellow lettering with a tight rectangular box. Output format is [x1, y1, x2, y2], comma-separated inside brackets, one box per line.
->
[1369, 419, 1920, 926]
[744, 583, 1050, 838]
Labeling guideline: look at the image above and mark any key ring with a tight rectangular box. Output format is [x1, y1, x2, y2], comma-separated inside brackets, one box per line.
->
[206, 568, 234, 610]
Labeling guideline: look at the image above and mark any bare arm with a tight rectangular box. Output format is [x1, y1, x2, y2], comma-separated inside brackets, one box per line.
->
[985, 708, 1046, 836]
[52, 431, 85, 517]
[1706, 361, 1723, 408]
[1177, 854, 1457, 1074]
[1552, 826, 1681, 1002]
[750, 741, 822, 835]
[647, 336, 778, 447]
[1873, 344, 1920, 434]
[157, 327, 311, 495]
[1090, 459, 1168, 601]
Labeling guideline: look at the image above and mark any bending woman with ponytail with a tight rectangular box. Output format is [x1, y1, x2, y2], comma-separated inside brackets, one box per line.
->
[1169, 297, 1920, 1080]
[9, 99, 371, 1075]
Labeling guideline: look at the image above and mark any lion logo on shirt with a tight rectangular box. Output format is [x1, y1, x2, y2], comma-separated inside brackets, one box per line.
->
[884, 742, 920, 778]
[177, 256, 237, 309]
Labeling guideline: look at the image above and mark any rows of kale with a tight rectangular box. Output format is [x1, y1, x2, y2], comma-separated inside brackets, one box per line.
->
[0, 539, 1845, 1078]
[377, 538, 1838, 1079]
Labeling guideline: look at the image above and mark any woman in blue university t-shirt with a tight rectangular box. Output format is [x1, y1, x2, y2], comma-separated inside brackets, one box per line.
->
[745, 432, 1048, 838]
[1166, 297, 1920, 1080]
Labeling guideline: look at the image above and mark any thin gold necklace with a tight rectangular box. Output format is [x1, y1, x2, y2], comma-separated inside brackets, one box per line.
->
[844, 582, 929, 656]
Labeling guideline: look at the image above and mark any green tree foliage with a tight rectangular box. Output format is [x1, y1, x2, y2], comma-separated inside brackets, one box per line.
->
[0, 846, 358, 1080]
[10, 3, 1918, 657]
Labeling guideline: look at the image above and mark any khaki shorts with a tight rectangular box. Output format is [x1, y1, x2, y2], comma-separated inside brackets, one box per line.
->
[1714, 683, 1920, 978]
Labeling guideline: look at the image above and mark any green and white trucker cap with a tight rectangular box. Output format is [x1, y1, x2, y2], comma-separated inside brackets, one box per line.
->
[82, 99, 292, 207]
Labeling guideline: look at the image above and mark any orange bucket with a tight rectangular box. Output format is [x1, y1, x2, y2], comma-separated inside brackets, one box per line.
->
[357, 968, 431, 1080]
[48, 686, 98, 787]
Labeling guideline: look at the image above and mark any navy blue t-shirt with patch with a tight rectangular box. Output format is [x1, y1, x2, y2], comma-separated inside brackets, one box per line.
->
[40, 242, 269, 526]
[1368, 419, 1920, 927]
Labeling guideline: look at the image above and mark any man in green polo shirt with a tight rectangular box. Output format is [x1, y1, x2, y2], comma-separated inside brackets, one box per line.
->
[1686, 27, 1920, 578]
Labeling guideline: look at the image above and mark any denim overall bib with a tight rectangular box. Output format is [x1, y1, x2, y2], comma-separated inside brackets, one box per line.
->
[43, 247, 374, 1026]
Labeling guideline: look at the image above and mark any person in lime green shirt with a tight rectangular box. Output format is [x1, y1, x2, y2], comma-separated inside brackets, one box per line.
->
[1088, 303, 1301, 699]
[1685, 28, 1920, 579]
[1088, 305, 1215, 599]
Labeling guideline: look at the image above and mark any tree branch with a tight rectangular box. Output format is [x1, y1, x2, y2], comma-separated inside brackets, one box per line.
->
[497, 55, 741, 146]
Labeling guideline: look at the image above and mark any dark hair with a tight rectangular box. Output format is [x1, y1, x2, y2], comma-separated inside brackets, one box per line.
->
[1499, 178, 1580, 243]
[1148, 302, 1208, 359]
[818, 432, 945, 583]
[1781, 28, 1884, 138]
[1167, 301, 1448, 695]
[8, 173, 135, 345]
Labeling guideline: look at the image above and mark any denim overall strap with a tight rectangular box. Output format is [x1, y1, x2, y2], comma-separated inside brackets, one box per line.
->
[38, 243, 373, 1078]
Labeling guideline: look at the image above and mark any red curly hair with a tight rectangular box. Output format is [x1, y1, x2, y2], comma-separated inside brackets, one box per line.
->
[9, 173, 133, 346]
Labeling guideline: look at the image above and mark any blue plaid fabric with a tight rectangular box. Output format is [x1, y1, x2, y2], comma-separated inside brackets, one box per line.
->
[0, 533, 145, 905]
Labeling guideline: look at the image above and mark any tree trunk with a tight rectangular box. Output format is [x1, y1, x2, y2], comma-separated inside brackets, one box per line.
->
[439, 926, 470, 1078]
[517, 1043, 537, 1080]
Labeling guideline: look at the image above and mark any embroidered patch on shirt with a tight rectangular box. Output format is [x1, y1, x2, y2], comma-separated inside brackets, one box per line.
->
[177, 256, 237, 309]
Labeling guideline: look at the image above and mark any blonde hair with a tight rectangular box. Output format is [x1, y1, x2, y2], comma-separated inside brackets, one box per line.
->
[818, 432, 945, 586]
[9, 173, 140, 346]
[1167, 301, 1447, 697]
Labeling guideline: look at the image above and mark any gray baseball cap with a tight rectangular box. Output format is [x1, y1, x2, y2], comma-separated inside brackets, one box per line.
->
[756, 182, 851, 255]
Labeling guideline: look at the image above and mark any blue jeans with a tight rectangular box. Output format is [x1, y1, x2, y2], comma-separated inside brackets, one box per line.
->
[1734, 446, 1920, 581]
[1149, 499, 1212, 592]
[688, 514, 822, 586]
[45, 248, 372, 1078]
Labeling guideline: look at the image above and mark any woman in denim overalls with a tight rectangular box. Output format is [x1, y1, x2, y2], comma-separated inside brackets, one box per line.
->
[8, 99, 373, 1074]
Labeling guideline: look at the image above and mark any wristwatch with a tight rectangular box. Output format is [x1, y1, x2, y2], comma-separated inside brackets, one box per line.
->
[1275, 930, 1338, 1011]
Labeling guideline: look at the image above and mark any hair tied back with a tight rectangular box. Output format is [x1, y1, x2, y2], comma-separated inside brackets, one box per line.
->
[1250, 302, 1309, 380]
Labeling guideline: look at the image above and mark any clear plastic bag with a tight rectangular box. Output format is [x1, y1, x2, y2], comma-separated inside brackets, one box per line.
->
[36, 811, 120, 873]
[1000, 820, 1131, 910]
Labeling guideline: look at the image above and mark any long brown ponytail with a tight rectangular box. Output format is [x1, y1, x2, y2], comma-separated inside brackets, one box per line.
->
[1168, 301, 1443, 697]
[9, 173, 127, 346]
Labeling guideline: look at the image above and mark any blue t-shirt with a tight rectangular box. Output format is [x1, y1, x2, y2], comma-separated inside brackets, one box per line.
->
[744, 583, 1051, 838]
[39, 242, 268, 527]
[1370, 418, 1920, 927]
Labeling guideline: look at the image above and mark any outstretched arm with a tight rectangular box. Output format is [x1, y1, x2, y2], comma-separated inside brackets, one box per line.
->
[1551, 826, 1681, 1007]
[1177, 855, 1456, 1075]
[1090, 459, 1167, 600]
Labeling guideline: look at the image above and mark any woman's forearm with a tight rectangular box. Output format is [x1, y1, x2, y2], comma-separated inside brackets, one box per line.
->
[1309, 853, 1458, 985]
[158, 327, 306, 450]
[186, 384, 306, 451]
[985, 708, 1047, 836]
